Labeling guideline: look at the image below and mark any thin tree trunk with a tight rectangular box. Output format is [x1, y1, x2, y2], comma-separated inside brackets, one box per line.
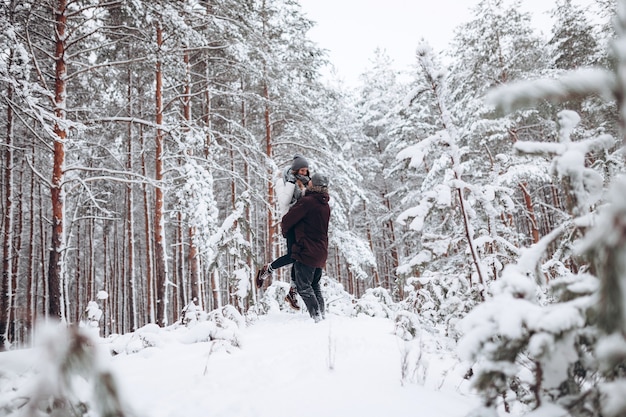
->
[103, 224, 108, 336]
[182, 49, 199, 311]
[75, 222, 81, 323]
[456, 185, 485, 286]
[140, 122, 155, 324]
[1, 53, 14, 349]
[154, 23, 168, 326]
[127, 66, 137, 330]
[39, 175, 47, 321]
[88, 216, 95, 301]
[362, 201, 379, 288]
[211, 269, 221, 310]
[261, 1, 275, 264]
[175, 213, 183, 318]
[48, 0, 68, 321]
[520, 182, 540, 244]
[383, 194, 400, 297]
[28, 150, 36, 344]
[263, 81, 275, 263]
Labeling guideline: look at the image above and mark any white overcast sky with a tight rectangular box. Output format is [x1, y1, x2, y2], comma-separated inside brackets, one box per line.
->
[298, 0, 596, 86]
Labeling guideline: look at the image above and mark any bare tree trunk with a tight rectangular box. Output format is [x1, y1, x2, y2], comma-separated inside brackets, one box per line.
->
[154, 23, 168, 326]
[102, 225, 109, 336]
[362, 201, 380, 288]
[211, 270, 221, 310]
[263, 81, 275, 262]
[175, 213, 183, 318]
[456, 185, 485, 286]
[383, 194, 400, 297]
[189, 226, 199, 307]
[126, 67, 137, 330]
[1, 69, 14, 349]
[75, 222, 81, 323]
[182, 49, 198, 311]
[39, 177, 48, 321]
[88, 216, 95, 301]
[140, 123, 155, 324]
[199, 56, 212, 309]
[116, 221, 126, 333]
[28, 153, 36, 344]
[261, 1, 275, 264]
[48, 0, 68, 321]
[520, 182, 540, 244]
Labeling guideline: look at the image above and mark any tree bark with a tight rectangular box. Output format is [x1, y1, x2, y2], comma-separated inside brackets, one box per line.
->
[126, 65, 137, 330]
[263, 81, 275, 262]
[183, 49, 199, 310]
[1, 55, 15, 349]
[520, 182, 540, 244]
[48, 0, 68, 321]
[140, 122, 155, 324]
[154, 22, 168, 326]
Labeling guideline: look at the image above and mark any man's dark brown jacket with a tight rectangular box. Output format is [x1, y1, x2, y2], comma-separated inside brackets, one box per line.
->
[281, 190, 330, 268]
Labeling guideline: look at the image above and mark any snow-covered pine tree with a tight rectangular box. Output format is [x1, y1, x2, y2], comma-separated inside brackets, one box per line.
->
[397, 42, 503, 332]
[445, 0, 555, 271]
[351, 48, 406, 293]
[457, 109, 611, 415]
[457, 0, 626, 415]
[548, 0, 600, 71]
[548, 0, 616, 136]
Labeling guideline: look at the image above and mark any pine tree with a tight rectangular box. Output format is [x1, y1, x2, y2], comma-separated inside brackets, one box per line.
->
[548, 0, 599, 70]
[457, 0, 626, 414]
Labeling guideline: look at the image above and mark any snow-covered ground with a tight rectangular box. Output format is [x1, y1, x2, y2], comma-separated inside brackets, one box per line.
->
[0, 309, 480, 417]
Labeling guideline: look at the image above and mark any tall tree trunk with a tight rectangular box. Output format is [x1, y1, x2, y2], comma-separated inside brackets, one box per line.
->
[362, 201, 379, 288]
[1, 60, 14, 349]
[13, 169, 22, 339]
[154, 23, 168, 326]
[383, 194, 400, 296]
[126, 66, 137, 330]
[88, 215, 95, 302]
[240, 82, 256, 306]
[28, 150, 36, 344]
[189, 226, 199, 307]
[75, 222, 81, 323]
[48, 0, 68, 321]
[39, 177, 48, 320]
[183, 51, 201, 310]
[140, 123, 155, 324]
[263, 81, 275, 262]
[102, 224, 109, 336]
[456, 185, 486, 286]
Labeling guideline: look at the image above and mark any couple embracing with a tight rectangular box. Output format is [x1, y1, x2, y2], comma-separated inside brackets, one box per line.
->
[256, 155, 330, 323]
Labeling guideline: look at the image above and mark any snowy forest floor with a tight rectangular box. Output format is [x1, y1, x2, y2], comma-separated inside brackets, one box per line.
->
[110, 311, 480, 416]
[1, 310, 483, 416]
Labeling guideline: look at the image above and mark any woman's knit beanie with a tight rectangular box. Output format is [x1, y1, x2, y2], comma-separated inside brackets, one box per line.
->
[290, 154, 309, 171]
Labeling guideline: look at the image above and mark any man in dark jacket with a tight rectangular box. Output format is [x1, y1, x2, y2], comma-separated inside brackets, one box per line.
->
[280, 173, 330, 322]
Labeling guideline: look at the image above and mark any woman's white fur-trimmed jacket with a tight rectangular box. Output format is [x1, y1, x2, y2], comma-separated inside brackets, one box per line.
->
[275, 165, 306, 216]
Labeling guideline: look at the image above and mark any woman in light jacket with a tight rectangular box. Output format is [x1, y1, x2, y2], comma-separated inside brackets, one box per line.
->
[256, 154, 310, 310]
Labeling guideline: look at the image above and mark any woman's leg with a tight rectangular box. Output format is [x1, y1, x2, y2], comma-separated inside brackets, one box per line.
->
[270, 253, 295, 270]
[269, 229, 296, 270]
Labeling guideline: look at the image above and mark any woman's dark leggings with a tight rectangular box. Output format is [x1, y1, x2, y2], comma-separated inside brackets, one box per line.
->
[270, 229, 296, 280]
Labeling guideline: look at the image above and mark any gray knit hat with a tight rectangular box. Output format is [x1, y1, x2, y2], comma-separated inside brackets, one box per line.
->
[290, 154, 309, 171]
[310, 173, 329, 187]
